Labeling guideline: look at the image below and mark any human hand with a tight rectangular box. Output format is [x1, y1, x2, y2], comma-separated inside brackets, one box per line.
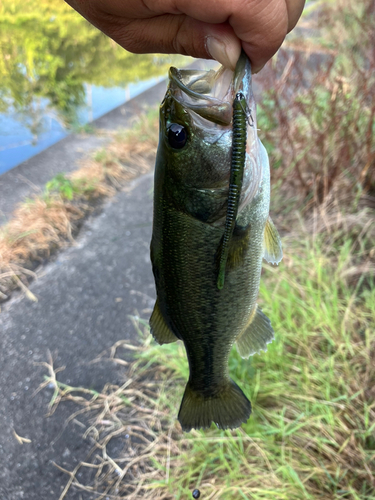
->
[65, 0, 305, 72]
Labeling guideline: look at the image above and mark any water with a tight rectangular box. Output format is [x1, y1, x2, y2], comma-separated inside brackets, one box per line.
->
[0, 1, 186, 175]
[0, 79, 163, 175]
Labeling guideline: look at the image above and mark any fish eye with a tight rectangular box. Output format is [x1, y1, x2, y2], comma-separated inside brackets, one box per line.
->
[167, 123, 187, 149]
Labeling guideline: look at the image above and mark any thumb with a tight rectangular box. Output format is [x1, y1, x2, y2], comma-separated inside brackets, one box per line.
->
[205, 33, 242, 70]
[79, 12, 242, 70]
[171, 16, 241, 69]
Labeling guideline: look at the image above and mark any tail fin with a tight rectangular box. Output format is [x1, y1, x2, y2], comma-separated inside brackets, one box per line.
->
[178, 379, 251, 432]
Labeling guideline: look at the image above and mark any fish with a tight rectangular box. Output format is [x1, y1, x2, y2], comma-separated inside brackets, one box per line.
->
[150, 52, 283, 432]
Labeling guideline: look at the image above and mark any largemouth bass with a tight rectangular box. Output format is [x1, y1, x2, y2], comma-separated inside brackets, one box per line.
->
[150, 53, 282, 432]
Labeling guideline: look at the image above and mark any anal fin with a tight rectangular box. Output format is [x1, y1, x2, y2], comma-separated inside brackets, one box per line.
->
[150, 299, 179, 345]
[263, 216, 283, 264]
[236, 305, 274, 358]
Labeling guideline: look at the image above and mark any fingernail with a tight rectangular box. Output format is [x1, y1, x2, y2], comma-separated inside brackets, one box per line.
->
[206, 36, 241, 70]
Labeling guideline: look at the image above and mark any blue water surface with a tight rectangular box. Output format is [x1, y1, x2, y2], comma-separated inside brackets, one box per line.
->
[0, 78, 162, 176]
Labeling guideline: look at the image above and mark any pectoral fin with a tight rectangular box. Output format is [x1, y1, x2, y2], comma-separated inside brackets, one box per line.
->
[236, 305, 274, 358]
[150, 299, 179, 345]
[216, 223, 251, 282]
[263, 216, 283, 264]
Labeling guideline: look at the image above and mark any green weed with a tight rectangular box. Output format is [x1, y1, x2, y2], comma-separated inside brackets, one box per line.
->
[71, 123, 96, 134]
[115, 107, 159, 145]
[93, 148, 108, 163]
[134, 235, 375, 499]
[45, 173, 78, 200]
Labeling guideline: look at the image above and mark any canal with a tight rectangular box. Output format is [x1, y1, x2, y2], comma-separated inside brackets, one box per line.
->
[0, 0, 186, 175]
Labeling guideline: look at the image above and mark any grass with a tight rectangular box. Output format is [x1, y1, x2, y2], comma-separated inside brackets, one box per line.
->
[0, 109, 159, 302]
[40, 224, 375, 499]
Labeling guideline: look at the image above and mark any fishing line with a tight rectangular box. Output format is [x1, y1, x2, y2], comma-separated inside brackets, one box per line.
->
[217, 92, 249, 290]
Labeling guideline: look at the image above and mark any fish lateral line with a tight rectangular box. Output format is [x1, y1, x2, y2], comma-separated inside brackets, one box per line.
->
[217, 92, 248, 290]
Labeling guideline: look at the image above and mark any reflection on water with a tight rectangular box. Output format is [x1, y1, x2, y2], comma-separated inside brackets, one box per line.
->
[0, 0, 187, 175]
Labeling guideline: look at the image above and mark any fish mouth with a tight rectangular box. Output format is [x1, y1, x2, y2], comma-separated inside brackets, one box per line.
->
[168, 51, 252, 127]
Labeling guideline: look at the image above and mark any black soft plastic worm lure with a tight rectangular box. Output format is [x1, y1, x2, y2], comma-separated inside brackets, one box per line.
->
[217, 92, 248, 290]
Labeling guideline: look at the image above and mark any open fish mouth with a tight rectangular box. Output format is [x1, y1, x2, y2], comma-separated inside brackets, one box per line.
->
[163, 51, 263, 219]
[168, 52, 254, 127]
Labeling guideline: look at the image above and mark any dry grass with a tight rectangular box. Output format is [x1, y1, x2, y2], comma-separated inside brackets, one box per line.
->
[0, 111, 159, 302]
[257, 0, 375, 209]
[40, 333, 283, 500]
[0, 197, 83, 301]
[272, 192, 375, 293]
[38, 335, 185, 500]
[258, 0, 375, 291]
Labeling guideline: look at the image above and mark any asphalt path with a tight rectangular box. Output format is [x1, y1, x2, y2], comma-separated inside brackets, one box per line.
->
[0, 173, 155, 499]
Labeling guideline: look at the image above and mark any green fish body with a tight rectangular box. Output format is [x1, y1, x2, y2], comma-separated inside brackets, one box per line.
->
[150, 54, 282, 432]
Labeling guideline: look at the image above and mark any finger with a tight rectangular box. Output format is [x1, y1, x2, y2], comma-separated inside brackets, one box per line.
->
[229, 0, 289, 73]
[99, 14, 241, 70]
[65, 0, 303, 72]
[65, 0, 240, 69]
[286, 0, 306, 32]
[142, 0, 289, 71]
[65, 0, 230, 22]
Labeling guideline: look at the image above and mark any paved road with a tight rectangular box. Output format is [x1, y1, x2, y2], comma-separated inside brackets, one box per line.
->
[0, 174, 155, 499]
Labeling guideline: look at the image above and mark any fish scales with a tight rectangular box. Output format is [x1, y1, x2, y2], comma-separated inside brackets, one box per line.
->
[150, 52, 283, 431]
